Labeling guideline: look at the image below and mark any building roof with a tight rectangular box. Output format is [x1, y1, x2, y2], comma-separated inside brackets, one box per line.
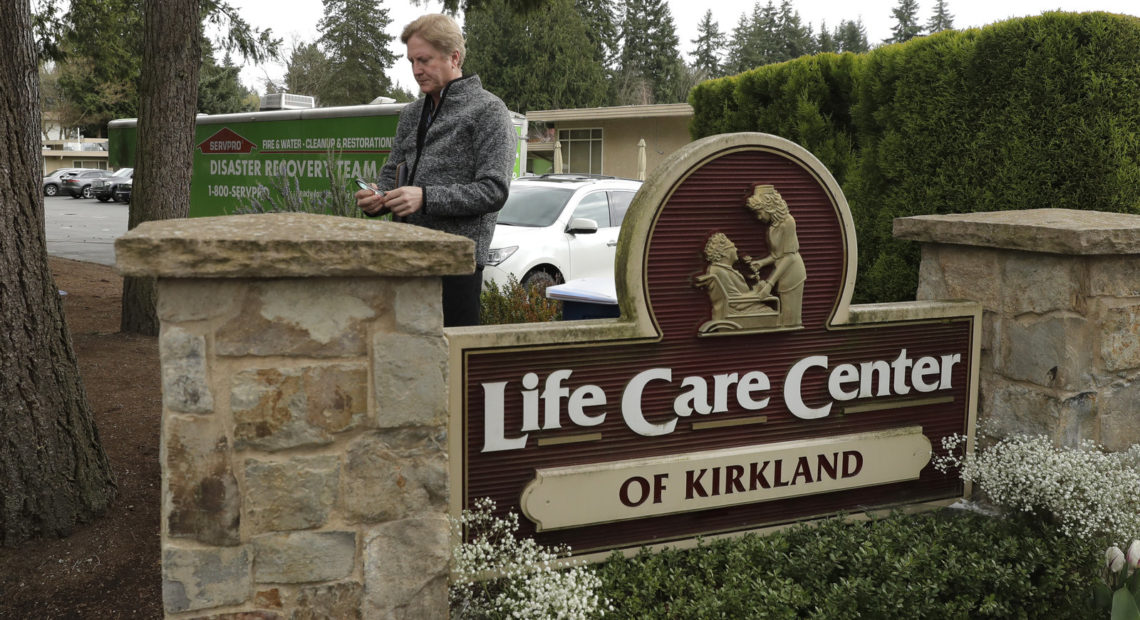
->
[526, 103, 693, 122]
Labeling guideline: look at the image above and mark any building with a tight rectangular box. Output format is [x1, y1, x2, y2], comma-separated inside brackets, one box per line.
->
[526, 103, 693, 180]
[41, 110, 109, 173]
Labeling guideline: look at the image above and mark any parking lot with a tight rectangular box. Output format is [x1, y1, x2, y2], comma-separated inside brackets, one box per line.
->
[44, 195, 128, 266]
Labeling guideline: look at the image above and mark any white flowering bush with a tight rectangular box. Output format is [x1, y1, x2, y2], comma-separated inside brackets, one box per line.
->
[450, 497, 608, 619]
[934, 434, 1140, 544]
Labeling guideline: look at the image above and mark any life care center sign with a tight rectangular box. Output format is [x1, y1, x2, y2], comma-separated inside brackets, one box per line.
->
[447, 133, 980, 555]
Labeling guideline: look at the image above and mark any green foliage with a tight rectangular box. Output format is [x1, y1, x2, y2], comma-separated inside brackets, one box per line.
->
[234, 150, 363, 218]
[198, 45, 257, 114]
[691, 11, 1140, 303]
[480, 275, 562, 324]
[315, 0, 397, 107]
[927, 0, 954, 34]
[284, 41, 332, 101]
[690, 10, 725, 79]
[45, 0, 277, 136]
[596, 510, 1104, 618]
[886, 0, 924, 44]
[464, 0, 609, 112]
[618, 0, 683, 104]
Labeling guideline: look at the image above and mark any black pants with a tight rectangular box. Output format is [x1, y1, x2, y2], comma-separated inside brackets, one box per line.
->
[442, 267, 483, 327]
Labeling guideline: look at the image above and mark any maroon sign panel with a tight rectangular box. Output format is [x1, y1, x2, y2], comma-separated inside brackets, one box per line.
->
[460, 135, 976, 554]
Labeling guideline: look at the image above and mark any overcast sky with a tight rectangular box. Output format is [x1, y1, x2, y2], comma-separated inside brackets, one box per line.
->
[224, 0, 1140, 95]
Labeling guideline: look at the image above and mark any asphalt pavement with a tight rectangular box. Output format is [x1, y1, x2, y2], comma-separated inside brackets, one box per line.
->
[44, 195, 129, 267]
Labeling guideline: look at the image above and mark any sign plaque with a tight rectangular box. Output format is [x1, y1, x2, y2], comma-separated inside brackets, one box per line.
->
[449, 133, 979, 556]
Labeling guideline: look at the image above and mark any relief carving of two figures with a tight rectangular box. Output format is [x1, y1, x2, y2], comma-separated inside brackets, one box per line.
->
[697, 185, 806, 334]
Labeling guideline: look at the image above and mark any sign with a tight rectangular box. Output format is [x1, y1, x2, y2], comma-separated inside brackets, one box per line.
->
[450, 133, 979, 556]
[108, 107, 527, 218]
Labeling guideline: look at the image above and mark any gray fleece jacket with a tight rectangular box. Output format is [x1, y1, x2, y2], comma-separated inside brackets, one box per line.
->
[377, 75, 516, 265]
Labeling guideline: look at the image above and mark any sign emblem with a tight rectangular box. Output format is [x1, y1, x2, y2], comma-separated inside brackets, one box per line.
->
[697, 184, 807, 333]
[197, 128, 257, 155]
[450, 133, 979, 557]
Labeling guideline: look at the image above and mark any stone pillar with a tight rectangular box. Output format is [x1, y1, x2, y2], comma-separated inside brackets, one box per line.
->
[116, 213, 471, 619]
[895, 209, 1140, 449]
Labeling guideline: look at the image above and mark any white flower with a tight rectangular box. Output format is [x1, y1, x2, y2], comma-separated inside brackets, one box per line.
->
[1107, 546, 1126, 573]
[1127, 540, 1140, 569]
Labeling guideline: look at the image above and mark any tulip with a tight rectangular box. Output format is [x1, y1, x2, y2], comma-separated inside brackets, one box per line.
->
[1107, 546, 1126, 573]
[1127, 540, 1140, 569]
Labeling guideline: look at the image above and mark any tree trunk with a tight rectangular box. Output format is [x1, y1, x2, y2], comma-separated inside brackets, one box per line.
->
[0, 1, 116, 546]
[120, 0, 202, 335]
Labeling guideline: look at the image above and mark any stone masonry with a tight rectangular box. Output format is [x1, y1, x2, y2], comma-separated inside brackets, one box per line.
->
[896, 209, 1140, 449]
[116, 213, 470, 619]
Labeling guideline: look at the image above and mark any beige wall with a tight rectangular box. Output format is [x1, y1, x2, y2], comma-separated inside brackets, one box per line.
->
[554, 115, 692, 179]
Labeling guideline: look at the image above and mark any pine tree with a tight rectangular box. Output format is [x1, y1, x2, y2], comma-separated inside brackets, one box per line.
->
[836, 18, 870, 53]
[316, 0, 396, 106]
[691, 9, 725, 79]
[776, 0, 814, 60]
[284, 41, 331, 101]
[927, 0, 954, 33]
[576, 0, 620, 71]
[464, 0, 608, 111]
[817, 20, 836, 53]
[618, 0, 683, 103]
[886, 0, 923, 44]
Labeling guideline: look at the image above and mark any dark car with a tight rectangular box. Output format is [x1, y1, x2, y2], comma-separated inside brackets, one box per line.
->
[61, 169, 110, 199]
[92, 168, 133, 202]
[43, 167, 100, 197]
[113, 180, 132, 204]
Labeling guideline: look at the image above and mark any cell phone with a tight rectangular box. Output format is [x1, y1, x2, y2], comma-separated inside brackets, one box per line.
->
[354, 178, 384, 196]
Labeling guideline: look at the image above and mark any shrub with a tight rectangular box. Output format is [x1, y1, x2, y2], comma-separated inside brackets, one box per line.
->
[690, 12, 1140, 303]
[234, 149, 365, 218]
[480, 274, 562, 324]
[935, 434, 1140, 545]
[450, 498, 607, 619]
[596, 510, 1102, 618]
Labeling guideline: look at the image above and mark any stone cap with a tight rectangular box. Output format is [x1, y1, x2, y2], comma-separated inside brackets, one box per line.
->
[115, 213, 475, 278]
[894, 209, 1140, 255]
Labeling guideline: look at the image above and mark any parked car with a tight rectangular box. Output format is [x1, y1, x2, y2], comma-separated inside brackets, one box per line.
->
[113, 179, 132, 204]
[92, 168, 133, 202]
[43, 167, 99, 197]
[484, 174, 641, 290]
[61, 169, 111, 199]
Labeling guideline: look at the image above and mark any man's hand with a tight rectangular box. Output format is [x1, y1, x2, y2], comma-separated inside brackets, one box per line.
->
[355, 186, 387, 216]
[383, 186, 424, 217]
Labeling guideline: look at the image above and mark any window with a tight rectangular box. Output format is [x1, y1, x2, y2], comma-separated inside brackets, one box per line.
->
[72, 160, 107, 170]
[609, 191, 635, 227]
[572, 192, 610, 227]
[558, 128, 602, 174]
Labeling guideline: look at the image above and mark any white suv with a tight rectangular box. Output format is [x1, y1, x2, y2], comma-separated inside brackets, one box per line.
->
[484, 175, 642, 290]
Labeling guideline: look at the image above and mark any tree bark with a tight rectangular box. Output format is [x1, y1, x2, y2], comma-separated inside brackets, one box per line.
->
[120, 0, 202, 335]
[0, 0, 116, 546]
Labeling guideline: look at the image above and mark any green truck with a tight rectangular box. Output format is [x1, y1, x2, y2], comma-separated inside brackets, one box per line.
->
[108, 104, 527, 217]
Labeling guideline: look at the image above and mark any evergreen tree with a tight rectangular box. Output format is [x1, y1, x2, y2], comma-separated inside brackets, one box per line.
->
[284, 41, 331, 100]
[776, 0, 814, 60]
[725, 1, 780, 74]
[199, 46, 257, 114]
[575, 0, 620, 71]
[927, 0, 954, 33]
[618, 0, 684, 103]
[56, 0, 144, 136]
[464, 0, 608, 111]
[817, 20, 836, 53]
[316, 0, 397, 107]
[691, 9, 725, 79]
[836, 18, 870, 53]
[886, 0, 923, 44]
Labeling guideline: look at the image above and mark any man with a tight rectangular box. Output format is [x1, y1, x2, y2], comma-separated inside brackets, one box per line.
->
[356, 13, 516, 327]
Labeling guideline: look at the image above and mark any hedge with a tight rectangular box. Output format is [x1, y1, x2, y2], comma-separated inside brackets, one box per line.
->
[690, 12, 1140, 303]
